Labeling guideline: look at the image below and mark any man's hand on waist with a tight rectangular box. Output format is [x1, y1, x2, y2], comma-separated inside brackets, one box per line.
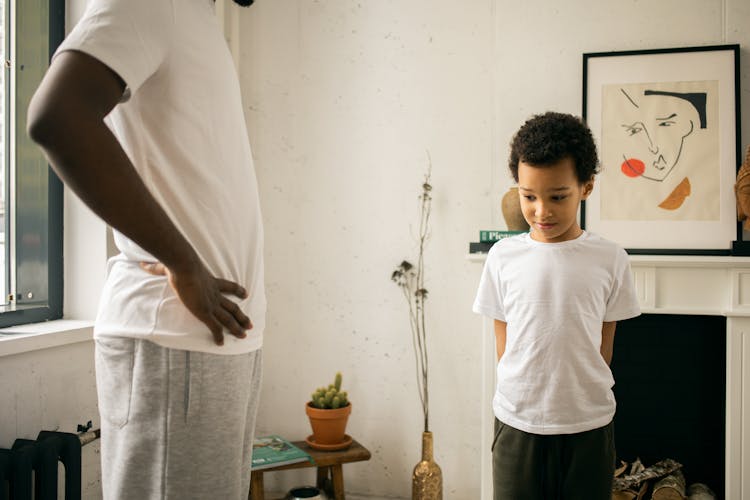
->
[140, 260, 252, 346]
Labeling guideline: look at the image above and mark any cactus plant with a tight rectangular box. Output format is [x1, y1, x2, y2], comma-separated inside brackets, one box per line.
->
[306, 371, 353, 449]
[310, 372, 350, 409]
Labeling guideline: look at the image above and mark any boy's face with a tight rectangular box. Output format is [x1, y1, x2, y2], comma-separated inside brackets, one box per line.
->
[517, 157, 593, 244]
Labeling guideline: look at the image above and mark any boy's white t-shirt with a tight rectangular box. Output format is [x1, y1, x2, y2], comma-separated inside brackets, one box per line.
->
[473, 231, 640, 435]
[56, 0, 266, 354]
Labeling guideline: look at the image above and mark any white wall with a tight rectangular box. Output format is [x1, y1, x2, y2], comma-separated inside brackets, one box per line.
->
[0, 339, 102, 496]
[239, 0, 750, 498]
[239, 1, 492, 497]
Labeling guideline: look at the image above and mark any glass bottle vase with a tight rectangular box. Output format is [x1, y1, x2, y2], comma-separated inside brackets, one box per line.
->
[412, 431, 443, 500]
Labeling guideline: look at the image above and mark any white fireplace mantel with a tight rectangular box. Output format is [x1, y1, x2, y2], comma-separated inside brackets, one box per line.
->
[469, 253, 750, 500]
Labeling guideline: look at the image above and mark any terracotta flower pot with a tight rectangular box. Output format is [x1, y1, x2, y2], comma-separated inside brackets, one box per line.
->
[305, 402, 352, 445]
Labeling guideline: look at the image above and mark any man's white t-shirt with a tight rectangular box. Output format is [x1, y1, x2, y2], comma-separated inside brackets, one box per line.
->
[56, 0, 265, 355]
[473, 231, 640, 434]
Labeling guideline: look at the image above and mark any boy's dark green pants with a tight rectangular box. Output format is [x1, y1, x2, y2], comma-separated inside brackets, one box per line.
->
[492, 419, 615, 500]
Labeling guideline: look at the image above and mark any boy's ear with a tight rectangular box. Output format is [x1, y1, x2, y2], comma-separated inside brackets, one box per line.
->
[581, 179, 595, 200]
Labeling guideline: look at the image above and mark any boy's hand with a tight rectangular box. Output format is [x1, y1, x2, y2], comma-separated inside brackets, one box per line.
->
[140, 261, 252, 346]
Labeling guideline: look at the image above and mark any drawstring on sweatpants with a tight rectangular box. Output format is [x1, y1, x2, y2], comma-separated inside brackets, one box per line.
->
[184, 352, 191, 422]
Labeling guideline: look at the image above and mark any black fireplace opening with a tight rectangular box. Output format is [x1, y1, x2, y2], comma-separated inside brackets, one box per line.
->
[611, 313, 726, 498]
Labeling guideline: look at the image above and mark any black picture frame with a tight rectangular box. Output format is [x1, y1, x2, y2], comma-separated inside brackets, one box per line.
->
[581, 44, 741, 255]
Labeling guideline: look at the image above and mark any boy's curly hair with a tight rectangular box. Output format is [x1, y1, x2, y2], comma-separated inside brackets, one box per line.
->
[508, 111, 600, 183]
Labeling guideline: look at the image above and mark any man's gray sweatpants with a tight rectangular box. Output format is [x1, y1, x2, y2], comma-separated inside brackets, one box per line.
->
[95, 337, 262, 500]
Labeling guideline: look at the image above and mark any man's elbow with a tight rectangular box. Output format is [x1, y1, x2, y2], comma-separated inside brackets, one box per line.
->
[26, 93, 66, 147]
[27, 104, 52, 146]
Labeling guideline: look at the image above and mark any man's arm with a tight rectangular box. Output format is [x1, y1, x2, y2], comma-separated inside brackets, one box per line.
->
[494, 319, 507, 362]
[601, 321, 617, 365]
[27, 50, 250, 346]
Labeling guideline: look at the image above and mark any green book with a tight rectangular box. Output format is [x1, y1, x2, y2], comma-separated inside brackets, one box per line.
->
[479, 230, 525, 243]
[251, 435, 313, 470]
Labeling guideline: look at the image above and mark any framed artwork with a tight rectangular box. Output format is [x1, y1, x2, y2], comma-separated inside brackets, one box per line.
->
[582, 44, 741, 255]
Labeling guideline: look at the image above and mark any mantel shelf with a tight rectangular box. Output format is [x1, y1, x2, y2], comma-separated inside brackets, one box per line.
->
[467, 252, 750, 268]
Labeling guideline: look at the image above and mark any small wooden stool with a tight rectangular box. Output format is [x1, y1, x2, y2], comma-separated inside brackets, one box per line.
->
[249, 438, 371, 500]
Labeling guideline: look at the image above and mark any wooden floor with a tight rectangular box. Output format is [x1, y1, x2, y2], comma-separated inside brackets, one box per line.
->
[266, 494, 397, 500]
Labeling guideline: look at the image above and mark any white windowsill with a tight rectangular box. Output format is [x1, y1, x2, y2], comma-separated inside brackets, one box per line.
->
[0, 319, 95, 357]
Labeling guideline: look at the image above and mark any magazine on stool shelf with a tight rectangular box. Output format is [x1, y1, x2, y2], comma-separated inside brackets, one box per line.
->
[251, 435, 313, 470]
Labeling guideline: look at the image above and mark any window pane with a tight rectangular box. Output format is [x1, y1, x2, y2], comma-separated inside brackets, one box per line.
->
[16, 0, 50, 307]
[0, 1, 6, 306]
[0, 0, 63, 326]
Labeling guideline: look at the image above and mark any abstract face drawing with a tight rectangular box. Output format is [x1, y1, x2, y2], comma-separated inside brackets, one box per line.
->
[618, 89, 707, 183]
[600, 80, 718, 221]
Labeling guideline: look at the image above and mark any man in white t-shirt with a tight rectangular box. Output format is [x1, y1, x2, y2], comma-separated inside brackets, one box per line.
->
[473, 112, 641, 499]
[27, 0, 264, 498]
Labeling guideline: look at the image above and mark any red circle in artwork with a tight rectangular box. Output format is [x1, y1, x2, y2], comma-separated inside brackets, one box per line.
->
[621, 158, 645, 177]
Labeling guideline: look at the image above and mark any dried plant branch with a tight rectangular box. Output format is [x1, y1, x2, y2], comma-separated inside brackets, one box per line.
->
[390, 157, 433, 432]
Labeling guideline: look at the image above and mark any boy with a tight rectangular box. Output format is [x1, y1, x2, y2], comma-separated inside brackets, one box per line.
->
[473, 112, 641, 499]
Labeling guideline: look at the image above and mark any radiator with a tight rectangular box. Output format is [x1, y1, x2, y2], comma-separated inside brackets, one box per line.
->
[0, 429, 99, 500]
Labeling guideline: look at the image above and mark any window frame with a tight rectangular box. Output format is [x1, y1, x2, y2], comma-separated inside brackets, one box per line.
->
[0, 0, 64, 327]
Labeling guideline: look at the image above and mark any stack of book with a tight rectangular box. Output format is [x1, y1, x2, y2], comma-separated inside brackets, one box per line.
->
[469, 230, 526, 253]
